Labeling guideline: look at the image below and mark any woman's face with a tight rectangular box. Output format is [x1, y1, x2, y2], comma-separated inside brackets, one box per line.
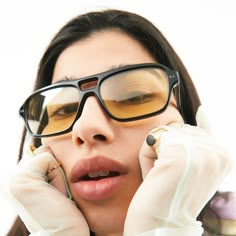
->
[42, 30, 183, 235]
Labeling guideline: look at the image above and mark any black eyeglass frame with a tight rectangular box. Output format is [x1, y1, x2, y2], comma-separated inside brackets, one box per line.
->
[19, 63, 180, 138]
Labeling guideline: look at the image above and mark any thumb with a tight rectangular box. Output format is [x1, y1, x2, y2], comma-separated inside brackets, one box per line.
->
[196, 105, 212, 135]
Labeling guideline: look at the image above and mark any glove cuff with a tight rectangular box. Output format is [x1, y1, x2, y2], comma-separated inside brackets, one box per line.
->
[29, 231, 50, 236]
[136, 225, 203, 236]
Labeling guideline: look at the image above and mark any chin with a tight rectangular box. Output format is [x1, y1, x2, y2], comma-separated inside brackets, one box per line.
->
[70, 168, 142, 234]
[85, 203, 127, 235]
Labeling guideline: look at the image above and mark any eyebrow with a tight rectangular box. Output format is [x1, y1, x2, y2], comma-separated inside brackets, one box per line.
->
[109, 64, 130, 70]
[54, 76, 71, 84]
[53, 64, 131, 84]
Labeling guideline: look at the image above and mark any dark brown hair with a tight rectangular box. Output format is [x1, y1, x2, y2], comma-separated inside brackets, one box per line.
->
[8, 9, 215, 236]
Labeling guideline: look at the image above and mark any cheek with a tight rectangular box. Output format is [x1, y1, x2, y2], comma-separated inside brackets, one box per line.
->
[41, 137, 72, 171]
[159, 105, 184, 124]
[156, 94, 184, 125]
[41, 137, 59, 155]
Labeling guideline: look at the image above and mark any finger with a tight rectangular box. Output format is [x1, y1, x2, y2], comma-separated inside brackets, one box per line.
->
[21, 145, 72, 198]
[33, 145, 52, 155]
[36, 147, 72, 198]
[139, 141, 156, 179]
[139, 127, 167, 179]
[47, 164, 72, 199]
[23, 145, 52, 161]
[168, 122, 209, 140]
[196, 105, 212, 135]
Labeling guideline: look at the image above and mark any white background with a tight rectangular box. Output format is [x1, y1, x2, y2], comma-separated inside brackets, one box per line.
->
[0, 1, 235, 235]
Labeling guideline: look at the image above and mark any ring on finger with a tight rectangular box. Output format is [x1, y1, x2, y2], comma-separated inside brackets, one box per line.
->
[26, 145, 37, 157]
[146, 127, 167, 150]
[47, 162, 61, 174]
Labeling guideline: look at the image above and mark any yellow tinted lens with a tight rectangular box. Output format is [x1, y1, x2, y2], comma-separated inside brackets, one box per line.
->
[27, 87, 79, 135]
[101, 68, 169, 119]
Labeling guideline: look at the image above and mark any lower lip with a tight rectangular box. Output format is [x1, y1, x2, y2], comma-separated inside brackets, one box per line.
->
[72, 175, 125, 201]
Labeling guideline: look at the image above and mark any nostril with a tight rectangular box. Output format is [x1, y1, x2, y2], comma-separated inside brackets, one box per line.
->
[76, 137, 84, 145]
[94, 134, 106, 141]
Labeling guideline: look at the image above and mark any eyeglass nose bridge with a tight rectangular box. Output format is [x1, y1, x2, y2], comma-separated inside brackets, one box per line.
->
[73, 85, 104, 124]
[74, 75, 107, 119]
[78, 77, 99, 91]
[67, 76, 105, 130]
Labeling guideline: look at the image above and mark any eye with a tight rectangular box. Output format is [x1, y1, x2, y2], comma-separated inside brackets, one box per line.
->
[119, 93, 154, 105]
[49, 103, 78, 120]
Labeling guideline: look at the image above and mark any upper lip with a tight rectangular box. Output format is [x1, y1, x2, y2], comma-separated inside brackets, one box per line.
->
[70, 156, 128, 183]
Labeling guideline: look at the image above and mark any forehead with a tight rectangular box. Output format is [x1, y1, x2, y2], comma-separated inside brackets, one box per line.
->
[52, 30, 156, 83]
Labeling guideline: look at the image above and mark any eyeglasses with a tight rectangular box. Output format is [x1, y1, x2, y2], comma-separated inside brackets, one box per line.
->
[19, 63, 180, 138]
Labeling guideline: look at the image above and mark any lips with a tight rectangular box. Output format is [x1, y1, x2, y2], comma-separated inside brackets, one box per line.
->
[70, 156, 127, 200]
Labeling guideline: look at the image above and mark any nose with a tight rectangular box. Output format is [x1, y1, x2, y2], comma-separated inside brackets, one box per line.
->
[72, 96, 114, 146]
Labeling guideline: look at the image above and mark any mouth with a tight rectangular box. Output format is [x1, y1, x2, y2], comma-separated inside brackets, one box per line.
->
[81, 170, 121, 181]
[70, 156, 127, 200]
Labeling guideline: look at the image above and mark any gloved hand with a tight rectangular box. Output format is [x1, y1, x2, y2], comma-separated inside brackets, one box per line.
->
[124, 106, 233, 236]
[8, 145, 89, 236]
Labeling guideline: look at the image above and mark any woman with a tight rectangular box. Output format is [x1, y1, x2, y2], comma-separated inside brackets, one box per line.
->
[7, 9, 234, 236]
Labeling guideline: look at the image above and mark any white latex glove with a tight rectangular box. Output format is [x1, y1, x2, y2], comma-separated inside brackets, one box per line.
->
[124, 106, 233, 236]
[8, 145, 89, 236]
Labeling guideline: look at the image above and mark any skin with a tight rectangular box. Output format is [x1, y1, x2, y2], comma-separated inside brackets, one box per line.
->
[42, 30, 184, 236]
